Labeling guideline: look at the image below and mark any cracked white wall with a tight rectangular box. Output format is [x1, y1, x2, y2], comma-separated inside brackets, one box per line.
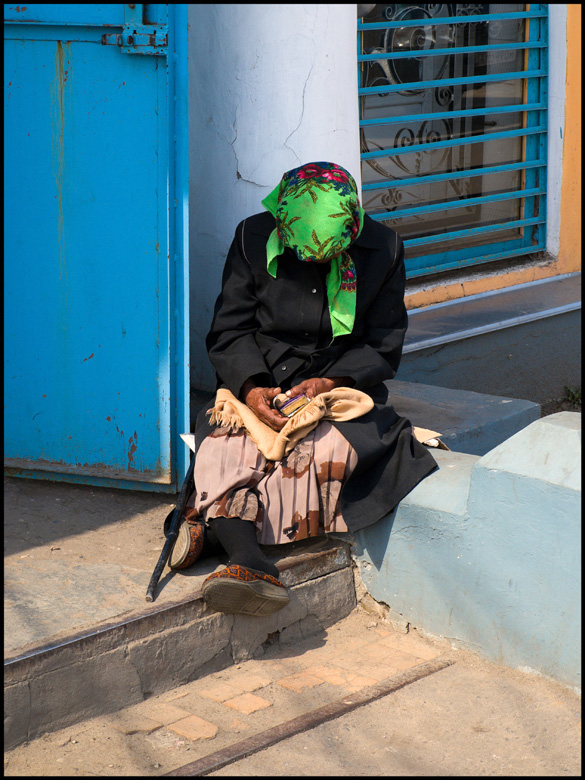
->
[188, 4, 361, 391]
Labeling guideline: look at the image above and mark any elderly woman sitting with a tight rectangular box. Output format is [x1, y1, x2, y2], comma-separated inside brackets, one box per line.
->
[174, 162, 437, 616]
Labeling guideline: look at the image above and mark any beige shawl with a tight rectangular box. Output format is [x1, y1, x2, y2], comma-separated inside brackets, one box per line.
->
[208, 387, 374, 461]
[207, 387, 449, 461]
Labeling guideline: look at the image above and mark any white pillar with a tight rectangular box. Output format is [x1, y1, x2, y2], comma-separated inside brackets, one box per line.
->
[188, 4, 360, 390]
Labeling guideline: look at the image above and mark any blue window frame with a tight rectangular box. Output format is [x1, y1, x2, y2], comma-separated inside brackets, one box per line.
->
[358, 4, 548, 278]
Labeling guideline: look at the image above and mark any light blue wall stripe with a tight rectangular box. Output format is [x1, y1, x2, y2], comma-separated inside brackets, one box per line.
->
[405, 245, 547, 279]
[361, 127, 546, 160]
[359, 70, 545, 96]
[358, 11, 546, 31]
[358, 42, 545, 61]
[362, 162, 545, 191]
[372, 188, 544, 221]
[403, 218, 544, 249]
[360, 102, 546, 127]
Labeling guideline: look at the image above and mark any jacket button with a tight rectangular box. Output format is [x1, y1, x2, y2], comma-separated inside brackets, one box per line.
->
[281, 365, 287, 371]
[311, 288, 317, 294]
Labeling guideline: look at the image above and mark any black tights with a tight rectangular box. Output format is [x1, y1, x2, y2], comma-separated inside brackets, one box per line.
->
[207, 516, 279, 579]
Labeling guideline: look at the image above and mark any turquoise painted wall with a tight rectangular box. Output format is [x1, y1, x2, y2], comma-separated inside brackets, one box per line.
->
[353, 413, 581, 689]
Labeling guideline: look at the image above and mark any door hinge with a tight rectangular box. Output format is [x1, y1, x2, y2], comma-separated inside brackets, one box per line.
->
[101, 4, 167, 56]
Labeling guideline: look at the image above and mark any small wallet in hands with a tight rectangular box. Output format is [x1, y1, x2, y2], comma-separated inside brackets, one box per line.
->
[273, 393, 311, 418]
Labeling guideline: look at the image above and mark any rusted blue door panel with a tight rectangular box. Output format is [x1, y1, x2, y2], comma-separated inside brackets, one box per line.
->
[4, 4, 189, 491]
[4, 4, 127, 26]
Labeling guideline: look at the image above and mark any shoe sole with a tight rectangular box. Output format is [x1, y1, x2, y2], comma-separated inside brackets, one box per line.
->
[169, 523, 202, 570]
[202, 577, 290, 616]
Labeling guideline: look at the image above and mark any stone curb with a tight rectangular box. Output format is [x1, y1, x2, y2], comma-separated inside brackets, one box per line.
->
[4, 544, 356, 750]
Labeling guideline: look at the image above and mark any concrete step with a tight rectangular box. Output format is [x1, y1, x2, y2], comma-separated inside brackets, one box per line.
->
[2, 381, 545, 749]
[353, 413, 581, 692]
[4, 533, 356, 750]
[387, 378, 540, 455]
[398, 273, 581, 404]
[4, 474, 356, 749]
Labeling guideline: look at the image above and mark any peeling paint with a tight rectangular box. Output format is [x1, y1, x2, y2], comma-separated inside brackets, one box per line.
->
[128, 431, 138, 469]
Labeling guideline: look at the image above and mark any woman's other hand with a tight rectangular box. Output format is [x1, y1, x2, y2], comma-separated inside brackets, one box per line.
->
[242, 381, 288, 431]
[285, 376, 353, 401]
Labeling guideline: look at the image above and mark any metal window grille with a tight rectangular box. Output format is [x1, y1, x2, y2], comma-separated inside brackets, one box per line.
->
[358, 4, 548, 278]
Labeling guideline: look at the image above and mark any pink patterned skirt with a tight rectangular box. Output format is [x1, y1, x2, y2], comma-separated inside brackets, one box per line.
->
[190, 421, 358, 544]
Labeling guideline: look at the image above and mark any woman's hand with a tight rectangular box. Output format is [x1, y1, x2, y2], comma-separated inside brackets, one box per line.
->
[285, 376, 353, 401]
[242, 381, 288, 432]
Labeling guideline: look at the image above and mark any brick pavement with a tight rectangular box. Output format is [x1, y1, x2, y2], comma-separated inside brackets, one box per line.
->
[152, 611, 443, 745]
[3, 608, 450, 776]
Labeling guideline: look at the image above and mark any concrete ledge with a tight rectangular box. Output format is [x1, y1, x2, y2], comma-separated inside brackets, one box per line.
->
[387, 379, 540, 455]
[399, 273, 581, 404]
[397, 309, 581, 405]
[352, 413, 581, 690]
[4, 541, 356, 750]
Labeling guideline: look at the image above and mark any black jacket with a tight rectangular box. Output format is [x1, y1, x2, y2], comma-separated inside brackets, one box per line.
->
[195, 211, 437, 532]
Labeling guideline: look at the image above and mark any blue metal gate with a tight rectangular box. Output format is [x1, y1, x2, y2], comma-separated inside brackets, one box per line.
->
[358, 4, 548, 278]
[4, 4, 190, 491]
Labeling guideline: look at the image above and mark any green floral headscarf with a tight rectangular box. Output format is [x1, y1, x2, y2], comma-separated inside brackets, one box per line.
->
[261, 161, 365, 338]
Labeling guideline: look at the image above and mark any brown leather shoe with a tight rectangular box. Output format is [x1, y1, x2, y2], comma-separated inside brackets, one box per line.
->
[201, 564, 290, 616]
[169, 515, 205, 570]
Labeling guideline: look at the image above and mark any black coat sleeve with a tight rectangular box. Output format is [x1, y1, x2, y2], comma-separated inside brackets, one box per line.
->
[205, 220, 271, 397]
[322, 236, 407, 390]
